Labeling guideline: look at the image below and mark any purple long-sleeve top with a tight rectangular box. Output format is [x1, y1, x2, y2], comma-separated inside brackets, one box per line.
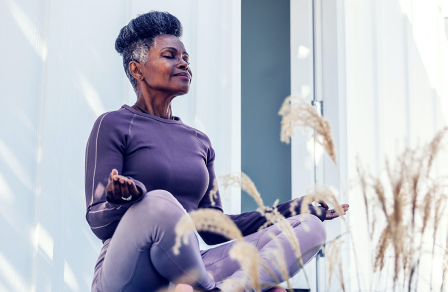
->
[85, 104, 325, 244]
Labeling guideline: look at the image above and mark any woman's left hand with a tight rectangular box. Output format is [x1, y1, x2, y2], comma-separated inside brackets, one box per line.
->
[324, 204, 349, 220]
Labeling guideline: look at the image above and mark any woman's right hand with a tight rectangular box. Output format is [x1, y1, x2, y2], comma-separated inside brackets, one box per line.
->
[106, 169, 142, 203]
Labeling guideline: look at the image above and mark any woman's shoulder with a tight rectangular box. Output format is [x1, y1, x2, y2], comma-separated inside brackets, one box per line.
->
[186, 125, 212, 148]
[91, 106, 134, 133]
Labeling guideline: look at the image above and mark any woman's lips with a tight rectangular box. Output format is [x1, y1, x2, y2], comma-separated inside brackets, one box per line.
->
[174, 73, 190, 81]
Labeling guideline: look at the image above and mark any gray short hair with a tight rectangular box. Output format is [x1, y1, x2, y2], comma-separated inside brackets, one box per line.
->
[115, 11, 183, 93]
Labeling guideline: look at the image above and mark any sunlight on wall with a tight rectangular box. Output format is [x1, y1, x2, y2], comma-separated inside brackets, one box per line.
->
[0, 139, 33, 192]
[0, 172, 14, 203]
[31, 223, 54, 261]
[64, 260, 80, 292]
[77, 72, 106, 118]
[398, 0, 448, 122]
[0, 251, 26, 292]
[297, 45, 311, 59]
[6, 0, 47, 61]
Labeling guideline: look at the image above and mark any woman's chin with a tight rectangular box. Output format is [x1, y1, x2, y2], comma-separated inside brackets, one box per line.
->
[174, 87, 190, 96]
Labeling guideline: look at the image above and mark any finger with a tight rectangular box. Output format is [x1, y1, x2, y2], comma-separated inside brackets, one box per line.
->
[128, 180, 141, 196]
[327, 209, 341, 220]
[112, 175, 121, 197]
[319, 200, 329, 210]
[326, 213, 337, 220]
[118, 175, 127, 184]
[120, 179, 130, 198]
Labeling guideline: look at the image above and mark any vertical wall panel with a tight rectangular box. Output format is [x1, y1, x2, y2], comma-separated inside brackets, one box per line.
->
[241, 0, 291, 213]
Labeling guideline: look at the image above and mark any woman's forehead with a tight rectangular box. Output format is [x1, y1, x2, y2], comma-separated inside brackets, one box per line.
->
[153, 35, 187, 52]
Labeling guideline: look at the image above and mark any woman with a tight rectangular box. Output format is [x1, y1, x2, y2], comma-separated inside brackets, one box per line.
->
[85, 11, 349, 292]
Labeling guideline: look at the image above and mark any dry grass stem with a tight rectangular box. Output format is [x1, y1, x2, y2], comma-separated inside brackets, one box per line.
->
[260, 211, 304, 268]
[357, 127, 448, 289]
[373, 226, 391, 272]
[372, 179, 388, 219]
[220, 172, 305, 268]
[289, 198, 299, 217]
[172, 209, 243, 255]
[432, 194, 446, 246]
[228, 242, 262, 292]
[420, 189, 433, 239]
[426, 126, 448, 176]
[356, 158, 371, 239]
[220, 276, 256, 292]
[208, 178, 219, 207]
[173, 209, 269, 292]
[441, 237, 448, 291]
[265, 232, 292, 291]
[337, 260, 346, 292]
[220, 172, 265, 210]
[305, 185, 345, 220]
[278, 95, 336, 163]
[325, 238, 343, 287]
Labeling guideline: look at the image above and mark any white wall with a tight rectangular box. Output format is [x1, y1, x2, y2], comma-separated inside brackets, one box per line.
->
[0, 1, 240, 291]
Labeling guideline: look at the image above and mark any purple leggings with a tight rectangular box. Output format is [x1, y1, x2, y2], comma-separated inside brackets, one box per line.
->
[91, 190, 327, 292]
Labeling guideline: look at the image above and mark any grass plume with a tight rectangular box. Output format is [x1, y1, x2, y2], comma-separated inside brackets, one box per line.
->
[357, 127, 448, 290]
[278, 95, 336, 163]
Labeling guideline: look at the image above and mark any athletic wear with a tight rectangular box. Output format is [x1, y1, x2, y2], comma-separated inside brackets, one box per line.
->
[84, 105, 327, 291]
[84, 105, 325, 243]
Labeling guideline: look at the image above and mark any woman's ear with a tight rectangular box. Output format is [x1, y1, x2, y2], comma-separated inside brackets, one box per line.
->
[129, 61, 144, 81]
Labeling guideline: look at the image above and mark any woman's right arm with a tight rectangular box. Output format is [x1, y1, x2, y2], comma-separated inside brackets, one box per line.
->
[85, 112, 147, 241]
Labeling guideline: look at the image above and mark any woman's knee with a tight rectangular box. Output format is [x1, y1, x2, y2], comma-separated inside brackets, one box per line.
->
[290, 214, 327, 246]
[129, 190, 187, 223]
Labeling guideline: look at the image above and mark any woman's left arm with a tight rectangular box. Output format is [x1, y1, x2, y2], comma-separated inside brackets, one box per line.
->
[196, 143, 333, 244]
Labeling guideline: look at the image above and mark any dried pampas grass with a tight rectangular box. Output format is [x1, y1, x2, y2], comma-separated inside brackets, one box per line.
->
[305, 185, 345, 220]
[173, 209, 243, 255]
[426, 126, 448, 176]
[220, 172, 264, 210]
[228, 241, 262, 291]
[172, 208, 293, 292]
[173, 209, 260, 291]
[357, 126, 448, 290]
[373, 226, 391, 273]
[325, 238, 345, 291]
[208, 178, 219, 207]
[219, 172, 305, 267]
[264, 233, 293, 291]
[278, 95, 336, 163]
[441, 237, 448, 291]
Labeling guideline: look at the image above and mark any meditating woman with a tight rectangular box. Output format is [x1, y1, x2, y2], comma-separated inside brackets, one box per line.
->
[84, 11, 349, 292]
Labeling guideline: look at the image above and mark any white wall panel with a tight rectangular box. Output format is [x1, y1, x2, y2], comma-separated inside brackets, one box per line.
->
[290, 1, 318, 290]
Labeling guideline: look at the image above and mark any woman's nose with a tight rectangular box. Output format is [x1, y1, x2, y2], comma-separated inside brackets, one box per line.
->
[177, 59, 190, 70]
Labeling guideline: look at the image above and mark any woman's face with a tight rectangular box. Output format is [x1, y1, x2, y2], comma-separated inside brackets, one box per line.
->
[138, 34, 192, 96]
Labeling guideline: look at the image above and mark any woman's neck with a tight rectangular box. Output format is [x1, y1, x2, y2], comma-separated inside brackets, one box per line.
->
[134, 89, 175, 119]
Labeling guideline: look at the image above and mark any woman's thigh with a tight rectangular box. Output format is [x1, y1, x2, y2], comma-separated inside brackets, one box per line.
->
[201, 214, 327, 284]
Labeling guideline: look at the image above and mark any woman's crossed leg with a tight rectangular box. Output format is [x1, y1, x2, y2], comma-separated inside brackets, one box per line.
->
[91, 190, 326, 292]
[202, 213, 327, 291]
